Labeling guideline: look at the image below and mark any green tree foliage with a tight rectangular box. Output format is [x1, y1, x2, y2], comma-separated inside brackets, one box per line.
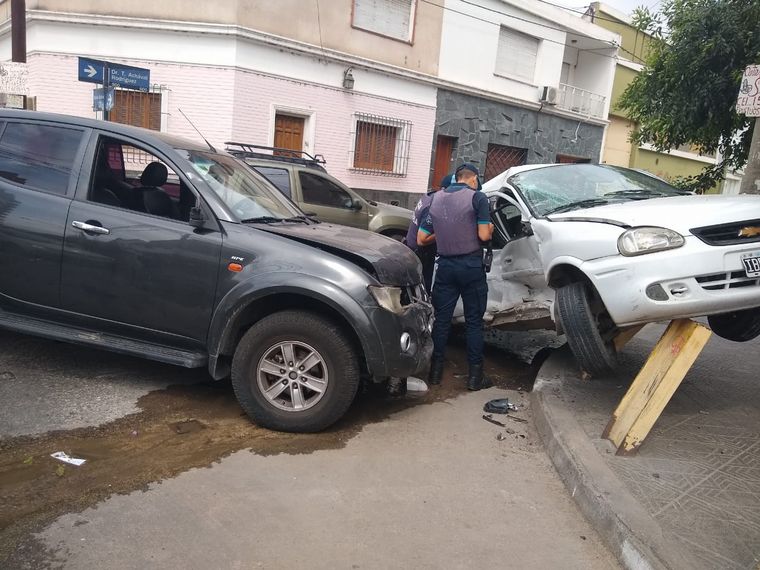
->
[619, 0, 760, 192]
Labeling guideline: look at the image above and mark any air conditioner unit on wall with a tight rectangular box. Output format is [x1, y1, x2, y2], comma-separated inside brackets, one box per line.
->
[540, 86, 558, 105]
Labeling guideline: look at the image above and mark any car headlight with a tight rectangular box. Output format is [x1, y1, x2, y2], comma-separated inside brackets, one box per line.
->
[368, 285, 404, 314]
[617, 226, 685, 256]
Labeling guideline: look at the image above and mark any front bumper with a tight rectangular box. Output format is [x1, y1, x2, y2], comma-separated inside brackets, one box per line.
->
[582, 236, 760, 326]
[363, 301, 433, 380]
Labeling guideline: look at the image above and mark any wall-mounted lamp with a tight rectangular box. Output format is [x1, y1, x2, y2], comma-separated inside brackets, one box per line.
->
[343, 67, 355, 90]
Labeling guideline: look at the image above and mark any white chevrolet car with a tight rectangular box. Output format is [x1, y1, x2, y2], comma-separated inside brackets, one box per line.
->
[470, 163, 760, 375]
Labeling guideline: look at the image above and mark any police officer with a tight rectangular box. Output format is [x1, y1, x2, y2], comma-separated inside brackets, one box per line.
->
[404, 174, 453, 293]
[417, 163, 493, 391]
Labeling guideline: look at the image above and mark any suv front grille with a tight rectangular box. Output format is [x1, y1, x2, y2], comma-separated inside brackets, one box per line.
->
[400, 284, 429, 306]
[695, 271, 760, 291]
[691, 219, 760, 246]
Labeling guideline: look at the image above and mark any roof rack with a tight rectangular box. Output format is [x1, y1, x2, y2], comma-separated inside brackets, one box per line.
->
[224, 142, 327, 169]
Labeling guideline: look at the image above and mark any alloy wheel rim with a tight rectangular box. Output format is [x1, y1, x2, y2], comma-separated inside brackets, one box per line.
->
[256, 341, 329, 412]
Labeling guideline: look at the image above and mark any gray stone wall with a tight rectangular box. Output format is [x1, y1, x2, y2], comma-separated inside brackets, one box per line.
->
[432, 90, 604, 182]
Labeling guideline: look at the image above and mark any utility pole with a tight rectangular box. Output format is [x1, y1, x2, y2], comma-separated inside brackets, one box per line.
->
[11, 0, 26, 64]
[103, 62, 110, 122]
[739, 118, 760, 194]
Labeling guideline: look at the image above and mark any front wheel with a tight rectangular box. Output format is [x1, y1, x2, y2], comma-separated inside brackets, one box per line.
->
[707, 308, 760, 342]
[231, 311, 360, 432]
[556, 281, 618, 377]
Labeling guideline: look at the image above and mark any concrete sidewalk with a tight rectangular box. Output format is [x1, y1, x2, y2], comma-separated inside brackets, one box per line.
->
[532, 324, 760, 570]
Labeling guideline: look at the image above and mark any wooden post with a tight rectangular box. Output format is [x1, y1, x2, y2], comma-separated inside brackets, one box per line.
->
[603, 319, 712, 455]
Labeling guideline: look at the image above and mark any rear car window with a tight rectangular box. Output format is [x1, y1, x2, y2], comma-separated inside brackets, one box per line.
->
[0, 122, 83, 195]
[253, 166, 292, 198]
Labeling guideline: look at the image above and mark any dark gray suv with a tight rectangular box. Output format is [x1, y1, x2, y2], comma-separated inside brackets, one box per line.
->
[0, 111, 432, 432]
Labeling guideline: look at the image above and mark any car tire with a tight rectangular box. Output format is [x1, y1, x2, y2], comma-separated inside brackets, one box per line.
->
[231, 310, 360, 433]
[707, 308, 760, 342]
[556, 281, 617, 377]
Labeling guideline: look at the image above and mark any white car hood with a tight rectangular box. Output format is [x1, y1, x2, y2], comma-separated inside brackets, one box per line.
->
[549, 195, 760, 234]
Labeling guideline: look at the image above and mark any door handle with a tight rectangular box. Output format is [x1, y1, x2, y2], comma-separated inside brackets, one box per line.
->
[72, 220, 110, 235]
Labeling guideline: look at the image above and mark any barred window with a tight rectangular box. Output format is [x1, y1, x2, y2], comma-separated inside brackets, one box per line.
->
[351, 114, 412, 176]
[495, 27, 539, 83]
[353, 0, 416, 42]
[111, 89, 162, 131]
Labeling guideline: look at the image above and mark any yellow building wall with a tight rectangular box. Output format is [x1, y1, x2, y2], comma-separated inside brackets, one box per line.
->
[603, 116, 634, 166]
[633, 148, 719, 193]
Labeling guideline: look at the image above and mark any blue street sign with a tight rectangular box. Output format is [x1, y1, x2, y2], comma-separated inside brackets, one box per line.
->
[93, 87, 115, 112]
[78, 57, 151, 91]
[79, 57, 105, 84]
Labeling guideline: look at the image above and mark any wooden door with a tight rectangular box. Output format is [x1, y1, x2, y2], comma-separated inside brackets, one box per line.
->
[431, 135, 455, 189]
[274, 114, 305, 156]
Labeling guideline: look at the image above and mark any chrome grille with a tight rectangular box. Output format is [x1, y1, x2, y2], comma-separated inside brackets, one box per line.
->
[695, 271, 760, 291]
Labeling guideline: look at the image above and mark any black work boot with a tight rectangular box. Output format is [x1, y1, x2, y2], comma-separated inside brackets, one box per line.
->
[428, 358, 444, 386]
[467, 362, 492, 391]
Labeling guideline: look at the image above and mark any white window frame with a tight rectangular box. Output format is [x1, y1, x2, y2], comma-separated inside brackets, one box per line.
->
[352, 0, 417, 44]
[495, 26, 540, 85]
[267, 104, 317, 154]
[349, 112, 412, 177]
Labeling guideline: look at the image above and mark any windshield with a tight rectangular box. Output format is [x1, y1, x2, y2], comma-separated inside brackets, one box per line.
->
[509, 164, 688, 216]
[179, 150, 302, 221]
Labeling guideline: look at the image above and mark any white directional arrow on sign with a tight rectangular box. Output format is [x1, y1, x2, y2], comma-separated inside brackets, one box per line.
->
[85, 65, 97, 78]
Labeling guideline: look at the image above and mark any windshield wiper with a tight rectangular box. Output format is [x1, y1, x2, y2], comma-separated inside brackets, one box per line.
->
[240, 215, 310, 225]
[545, 198, 612, 215]
[604, 189, 666, 199]
[283, 215, 314, 224]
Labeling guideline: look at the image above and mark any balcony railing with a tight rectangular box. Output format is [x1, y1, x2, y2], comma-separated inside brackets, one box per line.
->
[557, 83, 606, 119]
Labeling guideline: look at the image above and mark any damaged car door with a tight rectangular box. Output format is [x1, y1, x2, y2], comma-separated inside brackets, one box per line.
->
[483, 191, 553, 329]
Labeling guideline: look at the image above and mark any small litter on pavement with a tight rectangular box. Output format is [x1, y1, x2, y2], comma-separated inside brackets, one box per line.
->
[482, 413, 528, 427]
[406, 377, 429, 392]
[50, 452, 86, 466]
[483, 398, 518, 414]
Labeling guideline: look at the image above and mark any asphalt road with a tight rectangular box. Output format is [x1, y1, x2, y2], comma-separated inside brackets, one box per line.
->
[0, 329, 617, 569]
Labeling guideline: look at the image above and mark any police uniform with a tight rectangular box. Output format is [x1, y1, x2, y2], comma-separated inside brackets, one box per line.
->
[418, 166, 491, 390]
[404, 174, 453, 293]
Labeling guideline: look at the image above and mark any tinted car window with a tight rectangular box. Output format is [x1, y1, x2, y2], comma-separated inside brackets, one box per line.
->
[300, 171, 352, 208]
[0, 122, 83, 194]
[254, 166, 292, 198]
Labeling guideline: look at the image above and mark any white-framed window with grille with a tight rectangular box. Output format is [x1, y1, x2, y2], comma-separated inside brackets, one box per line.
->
[495, 27, 540, 83]
[352, 0, 416, 43]
[349, 113, 412, 176]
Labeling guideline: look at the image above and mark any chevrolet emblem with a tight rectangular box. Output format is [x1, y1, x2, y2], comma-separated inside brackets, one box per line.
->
[738, 226, 760, 238]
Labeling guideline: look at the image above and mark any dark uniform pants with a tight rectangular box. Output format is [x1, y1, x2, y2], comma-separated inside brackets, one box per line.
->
[431, 254, 488, 365]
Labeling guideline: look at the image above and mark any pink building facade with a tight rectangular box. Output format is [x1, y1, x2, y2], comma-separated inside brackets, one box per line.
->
[14, 21, 438, 208]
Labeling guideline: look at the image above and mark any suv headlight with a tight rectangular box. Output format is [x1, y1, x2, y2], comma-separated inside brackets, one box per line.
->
[617, 226, 685, 256]
[368, 285, 404, 314]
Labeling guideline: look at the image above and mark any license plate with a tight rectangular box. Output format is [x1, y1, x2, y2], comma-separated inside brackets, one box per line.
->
[740, 252, 760, 277]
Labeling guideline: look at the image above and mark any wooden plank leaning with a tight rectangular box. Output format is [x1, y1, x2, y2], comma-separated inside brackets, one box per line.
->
[602, 319, 712, 456]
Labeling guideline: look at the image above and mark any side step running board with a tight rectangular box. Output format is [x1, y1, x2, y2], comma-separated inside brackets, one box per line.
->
[0, 310, 207, 368]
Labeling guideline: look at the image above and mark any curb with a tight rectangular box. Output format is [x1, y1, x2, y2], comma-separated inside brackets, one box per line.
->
[530, 348, 690, 570]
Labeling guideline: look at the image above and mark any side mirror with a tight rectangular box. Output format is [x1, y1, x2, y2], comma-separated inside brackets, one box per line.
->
[189, 206, 205, 229]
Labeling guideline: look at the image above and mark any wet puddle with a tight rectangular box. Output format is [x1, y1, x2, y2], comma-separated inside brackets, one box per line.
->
[0, 342, 538, 562]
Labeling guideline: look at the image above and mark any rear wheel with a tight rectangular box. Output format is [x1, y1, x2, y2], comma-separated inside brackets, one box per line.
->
[707, 308, 760, 342]
[556, 281, 618, 377]
[231, 311, 360, 432]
